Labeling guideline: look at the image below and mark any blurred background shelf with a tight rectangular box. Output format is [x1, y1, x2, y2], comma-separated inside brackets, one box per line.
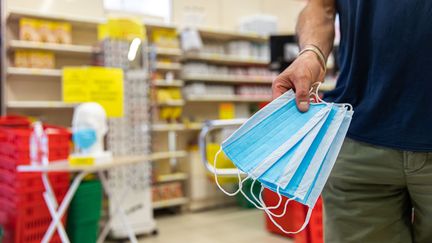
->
[198, 28, 268, 42]
[155, 62, 182, 71]
[183, 53, 268, 66]
[153, 197, 189, 209]
[151, 151, 188, 161]
[7, 67, 62, 77]
[185, 95, 271, 103]
[151, 123, 203, 132]
[8, 40, 98, 55]
[182, 74, 273, 84]
[154, 47, 182, 57]
[157, 100, 185, 106]
[154, 79, 184, 87]
[156, 173, 188, 183]
[7, 101, 77, 109]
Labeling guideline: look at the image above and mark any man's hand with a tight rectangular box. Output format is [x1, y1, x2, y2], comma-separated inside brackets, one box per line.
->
[272, 51, 325, 112]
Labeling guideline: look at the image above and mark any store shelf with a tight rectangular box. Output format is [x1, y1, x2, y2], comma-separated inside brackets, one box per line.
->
[186, 95, 271, 103]
[154, 79, 184, 87]
[151, 123, 203, 132]
[152, 123, 186, 132]
[186, 123, 204, 130]
[7, 101, 77, 109]
[155, 62, 182, 71]
[8, 9, 103, 27]
[153, 197, 189, 209]
[183, 53, 269, 66]
[157, 100, 185, 106]
[182, 74, 272, 84]
[156, 173, 188, 183]
[198, 28, 268, 43]
[7, 67, 62, 77]
[9, 40, 98, 55]
[151, 151, 188, 161]
[154, 47, 182, 57]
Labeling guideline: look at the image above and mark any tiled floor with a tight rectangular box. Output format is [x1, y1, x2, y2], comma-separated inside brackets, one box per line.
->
[140, 207, 293, 243]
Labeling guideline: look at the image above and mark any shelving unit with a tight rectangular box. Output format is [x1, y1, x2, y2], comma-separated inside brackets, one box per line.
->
[155, 62, 182, 71]
[151, 122, 203, 132]
[8, 40, 98, 55]
[157, 100, 185, 106]
[156, 173, 188, 183]
[3, 10, 100, 126]
[153, 197, 189, 209]
[183, 53, 268, 66]
[186, 95, 271, 103]
[197, 27, 268, 43]
[153, 79, 184, 87]
[182, 74, 272, 84]
[7, 101, 78, 109]
[154, 47, 182, 57]
[151, 151, 188, 161]
[6, 67, 62, 77]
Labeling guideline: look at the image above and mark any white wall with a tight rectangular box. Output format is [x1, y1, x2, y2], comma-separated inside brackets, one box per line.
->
[6, 0, 105, 19]
[6, 0, 306, 33]
[172, 0, 306, 33]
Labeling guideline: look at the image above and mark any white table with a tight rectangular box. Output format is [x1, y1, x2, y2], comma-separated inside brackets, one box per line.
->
[17, 154, 163, 243]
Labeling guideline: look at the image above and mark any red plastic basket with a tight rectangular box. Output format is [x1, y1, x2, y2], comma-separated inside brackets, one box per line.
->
[0, 200, 66, 243]
[263, 189, 324, 243]
[309, 198, 323, 243]
[0, 117, 71, 243]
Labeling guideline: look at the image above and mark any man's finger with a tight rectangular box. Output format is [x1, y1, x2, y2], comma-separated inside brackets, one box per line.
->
[293, 76, 311, 112]
[272, 76, 293, 99]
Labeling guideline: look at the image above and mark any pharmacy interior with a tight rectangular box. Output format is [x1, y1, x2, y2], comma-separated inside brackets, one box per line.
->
[0, 0, 340, 243]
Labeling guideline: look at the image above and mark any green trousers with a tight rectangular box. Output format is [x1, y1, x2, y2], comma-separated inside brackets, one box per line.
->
[323, 138, 432, 243]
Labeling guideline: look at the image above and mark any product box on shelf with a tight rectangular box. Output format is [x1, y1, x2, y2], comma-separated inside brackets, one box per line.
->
[19, 18, 72, 44]
[14, 51, 55, 69]
[152, 182, 184, 202]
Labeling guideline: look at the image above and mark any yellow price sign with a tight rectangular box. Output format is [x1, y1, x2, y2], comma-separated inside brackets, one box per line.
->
[62, 66, 124, 117]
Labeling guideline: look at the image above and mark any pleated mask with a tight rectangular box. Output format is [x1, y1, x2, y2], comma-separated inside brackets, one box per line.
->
[212, 85, 353, 234]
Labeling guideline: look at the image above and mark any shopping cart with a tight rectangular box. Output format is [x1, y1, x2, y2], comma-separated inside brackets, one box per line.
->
[198, 119, 246, 177]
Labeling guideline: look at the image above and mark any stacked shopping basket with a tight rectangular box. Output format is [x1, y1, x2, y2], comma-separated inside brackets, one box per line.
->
[0, 116, 71, 243]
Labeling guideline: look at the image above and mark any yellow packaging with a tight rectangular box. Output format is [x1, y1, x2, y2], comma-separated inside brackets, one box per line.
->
[171, 107, 183, 120]
[169, 88, 182, 100]
[156, 89, 170, 102]
[29, 51, 55, 69]
[219, 103, 235, 119]
[14, 50, 29, 68]
[151, 29, 179, 48]
[39, 20, 56, 43]
[19, 18, 40, 42]
[54, 22, 72, 44]
[159, 107, 172, 120]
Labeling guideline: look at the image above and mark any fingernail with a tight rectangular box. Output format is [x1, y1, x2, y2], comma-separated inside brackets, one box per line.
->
[299, 101, 309, 111]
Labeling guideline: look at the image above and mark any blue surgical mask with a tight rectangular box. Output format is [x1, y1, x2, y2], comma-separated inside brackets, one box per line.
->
[73, 128, 97, 150]
[212, 89, 353, 234]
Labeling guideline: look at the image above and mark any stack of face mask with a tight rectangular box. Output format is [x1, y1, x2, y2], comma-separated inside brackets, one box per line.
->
[213, 89, 353, 234]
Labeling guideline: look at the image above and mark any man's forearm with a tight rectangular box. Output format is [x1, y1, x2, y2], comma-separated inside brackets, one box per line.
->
[296, 1, 336, 60]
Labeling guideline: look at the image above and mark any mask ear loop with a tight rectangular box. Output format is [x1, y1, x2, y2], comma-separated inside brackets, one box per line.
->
[256, 185, 295, 218]
[240, 182, 293, 218]
[264, 205, 313, 234]
[213, 148, 250, 196]
[248, 181, 283, 211]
